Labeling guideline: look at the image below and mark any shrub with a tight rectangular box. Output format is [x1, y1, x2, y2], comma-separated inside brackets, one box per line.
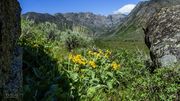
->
[21, 20, 93, 52]
[37, 22, 61, 41]
[19, 40, 76, 101]
[21, 20, 61, 43]
[61, 30, 93, 51]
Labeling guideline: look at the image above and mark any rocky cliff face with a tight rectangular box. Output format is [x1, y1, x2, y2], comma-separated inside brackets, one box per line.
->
[22, 12, 126, 36]
[144, 5, 180, 68]
[63, 12, 125, 35]
[124, 0, 180, 28]
[0, 0, 22, 100]
[111, 0, 180, 41]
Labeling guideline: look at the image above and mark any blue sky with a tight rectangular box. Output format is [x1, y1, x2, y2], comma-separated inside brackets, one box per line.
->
[18, 0, 142, 15]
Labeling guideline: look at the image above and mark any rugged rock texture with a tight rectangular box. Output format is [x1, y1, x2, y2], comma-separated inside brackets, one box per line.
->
[22, 12, 126, 36]
[122, 0, 180, 28]
[63, 12, 125, 36]
[0, 0, 22, 100]
[144, 5, 180, 67]
[110, 0, 180, 41]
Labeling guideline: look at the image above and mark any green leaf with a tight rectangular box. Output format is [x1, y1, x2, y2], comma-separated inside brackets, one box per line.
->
[32, 67, 45, 79]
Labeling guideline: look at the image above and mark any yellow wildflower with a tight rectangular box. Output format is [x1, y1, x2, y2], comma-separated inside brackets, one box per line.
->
[88, 51, 92, 55]
[104, 53, 109, 58]
[98, 49, 103, 54]
[89, 61, 96, 68]
[79, 58, 86, 65]
[76, 55, 82, 59]
[68, 53, 73, 60]
[96, 53, 101, 58]
[106, 50, 111, 55]
[70, 54, 86, 65]
[111, 61, 120, 70]
[93, 52, 97, 56]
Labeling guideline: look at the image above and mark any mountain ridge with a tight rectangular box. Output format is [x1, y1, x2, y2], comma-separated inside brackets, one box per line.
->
[22, 12, 126, 36]
[106, 0, 180, 41]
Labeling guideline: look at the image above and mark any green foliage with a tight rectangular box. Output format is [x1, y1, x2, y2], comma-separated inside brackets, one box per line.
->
[61, 30, 93, 51]
[59, 48, 179, 101]
[122, 66, 180, 101]
[19, 40, 76, 101]
[21, 19, 61, 44]
[20, 19, 179, 101]
[62, 49, 121, 100]
[20, 19, 93, 100]
[102, 23, 144, 42]
[21, 19, 93, 52]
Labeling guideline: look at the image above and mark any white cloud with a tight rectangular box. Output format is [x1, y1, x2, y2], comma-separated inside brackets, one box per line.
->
[114, 4, 136, 14]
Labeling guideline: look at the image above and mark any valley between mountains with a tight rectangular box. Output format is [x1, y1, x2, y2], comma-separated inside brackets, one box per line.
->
[19, 0, 180, 100]
[23, 0, 180, 52]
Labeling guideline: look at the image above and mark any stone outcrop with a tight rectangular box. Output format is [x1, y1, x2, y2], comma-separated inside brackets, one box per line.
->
[112, 0, 180, 41]
[0, 0, 22, 100]
[144, 5, 180, 68]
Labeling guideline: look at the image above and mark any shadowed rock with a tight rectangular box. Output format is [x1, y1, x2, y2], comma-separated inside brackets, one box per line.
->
[0, 0, 22, 100]
[144, 5, 180, 68]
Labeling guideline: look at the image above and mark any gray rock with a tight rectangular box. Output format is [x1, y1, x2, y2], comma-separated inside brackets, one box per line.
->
[144, 5, 180, 68]
[112, 0, 180, 41]
[0, 0, 22, 100]
[160, 55, 177, 67]
[4, 46, 23, 100]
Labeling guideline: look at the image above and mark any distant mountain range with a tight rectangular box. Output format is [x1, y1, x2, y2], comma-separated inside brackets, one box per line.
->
[22, 12, 126, 36]
[22, 0, 180, 40]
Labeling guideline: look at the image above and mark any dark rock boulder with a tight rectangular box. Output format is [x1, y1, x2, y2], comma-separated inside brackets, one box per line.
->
[0, 0, 22, 100]
[144, 5, 180, 68]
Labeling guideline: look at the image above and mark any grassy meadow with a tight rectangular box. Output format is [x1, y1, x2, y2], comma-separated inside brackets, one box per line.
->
[95, 39, 149, 53]
[20, 20, 179, 101]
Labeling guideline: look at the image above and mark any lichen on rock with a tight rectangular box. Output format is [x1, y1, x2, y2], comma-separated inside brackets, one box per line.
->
[144, 5, 180, 68]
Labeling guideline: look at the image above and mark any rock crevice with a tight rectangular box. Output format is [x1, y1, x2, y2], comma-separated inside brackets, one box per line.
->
[145, 5, 180, 68]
